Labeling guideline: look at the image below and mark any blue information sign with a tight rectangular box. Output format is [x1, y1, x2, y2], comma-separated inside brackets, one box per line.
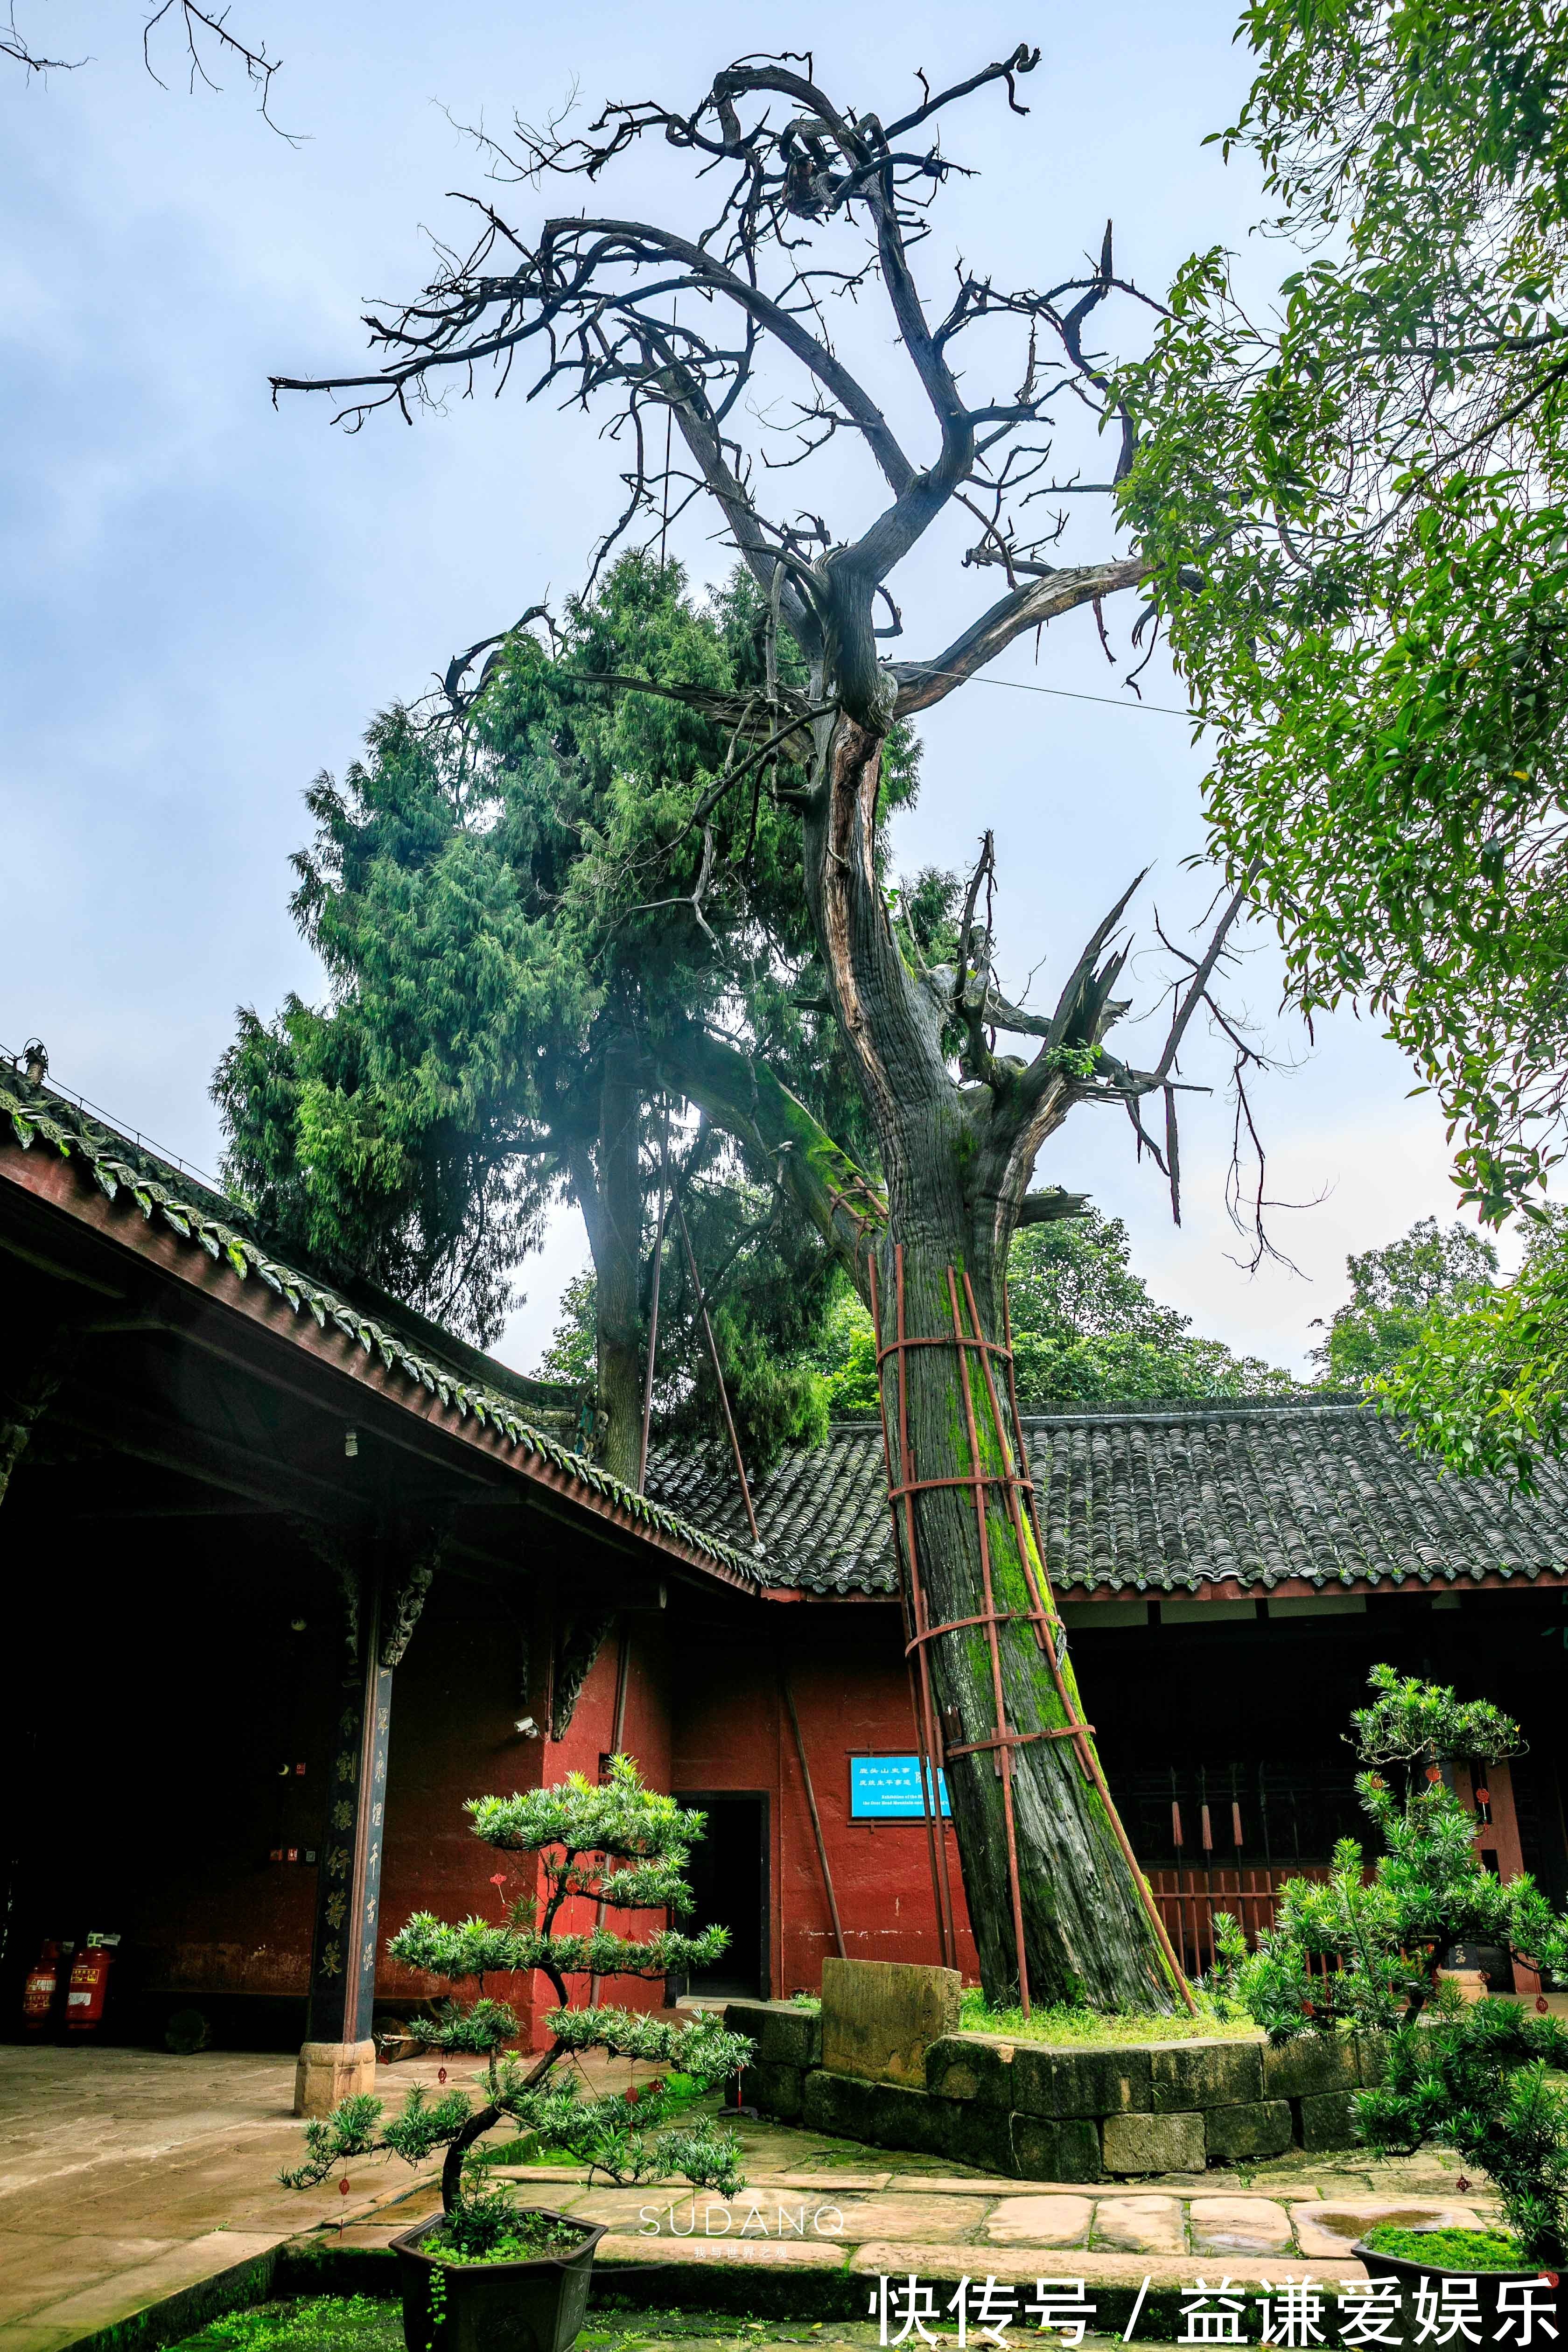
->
[849, 1754, 951, 1819]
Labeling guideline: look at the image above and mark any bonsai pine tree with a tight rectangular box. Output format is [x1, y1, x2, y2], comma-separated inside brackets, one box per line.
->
[1213, 1666, 1568, 2264]
[282, 1757, 754, 2217]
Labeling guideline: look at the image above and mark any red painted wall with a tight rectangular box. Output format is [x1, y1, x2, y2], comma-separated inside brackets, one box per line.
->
[669, 1604, 978, 1992]
[516, 1612, 676, 2045]
[14, 1540, 968, 2045]
[377, 1593, 678, 2046]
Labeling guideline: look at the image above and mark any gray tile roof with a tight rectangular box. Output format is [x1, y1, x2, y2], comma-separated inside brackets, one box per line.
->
[645, 1399, 1568, 1597]
[646, 1422, 899, 1595]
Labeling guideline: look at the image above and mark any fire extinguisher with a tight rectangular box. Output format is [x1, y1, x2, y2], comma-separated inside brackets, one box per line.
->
[65, 1938, 116, 2034]
[22, 1941, 60, 2030]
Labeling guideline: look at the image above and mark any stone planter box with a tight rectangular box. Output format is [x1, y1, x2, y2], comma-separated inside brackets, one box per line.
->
[725, 2001, 1378, 2181]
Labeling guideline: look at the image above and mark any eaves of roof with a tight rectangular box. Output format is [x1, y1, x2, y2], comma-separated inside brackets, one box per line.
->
[0, 1073, 765, 1592]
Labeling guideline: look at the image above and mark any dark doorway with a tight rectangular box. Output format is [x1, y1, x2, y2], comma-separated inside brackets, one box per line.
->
[674, 1792, 769, 1998]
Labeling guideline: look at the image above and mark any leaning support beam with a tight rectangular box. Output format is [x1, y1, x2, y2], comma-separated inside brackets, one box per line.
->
[781, 1667, 847, 1962]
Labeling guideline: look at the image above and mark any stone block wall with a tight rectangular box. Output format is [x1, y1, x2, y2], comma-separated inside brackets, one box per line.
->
[725, 2002, 1382, 2180]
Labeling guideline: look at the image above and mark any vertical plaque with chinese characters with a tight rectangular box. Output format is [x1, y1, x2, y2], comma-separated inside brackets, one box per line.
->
[304, 1570, 394, 2045]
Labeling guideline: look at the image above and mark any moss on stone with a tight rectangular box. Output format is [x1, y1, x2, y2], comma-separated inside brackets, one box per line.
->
[958, 1992, 1260, 2046]
[1362, 2226, 1525, 2271]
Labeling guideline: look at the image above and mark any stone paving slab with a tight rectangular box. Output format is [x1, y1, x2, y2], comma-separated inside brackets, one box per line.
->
[1092, 2197, 1186, 2255]
[882, 2178, 1090, 2197]
[984, 2198, 1096, 2248]
[0, 2240, 177, 2329]
[756, 2176, 895, 2193]
[1188, 2198, 1293, 2255]
[571, 2190, 976, 2245]
[0, 2231, 283, 2352]
[843, 2242, 1369, 2284]
[0, 2051, 452, 2352]
[595, 2236, 850, 2274]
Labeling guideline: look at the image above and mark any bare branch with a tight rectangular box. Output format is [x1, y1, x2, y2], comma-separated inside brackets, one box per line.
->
[143, 0, 294, 134]
[891, 557, 1147, 716]
[7, 0, 293, 131]
[1016, 1186, 1092, 1226]
[3, 6, 84, 71]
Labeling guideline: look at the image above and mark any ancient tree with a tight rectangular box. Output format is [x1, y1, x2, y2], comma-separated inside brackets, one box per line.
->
[216, 559, 866, 1488]
[276, 46, 1255, 2010]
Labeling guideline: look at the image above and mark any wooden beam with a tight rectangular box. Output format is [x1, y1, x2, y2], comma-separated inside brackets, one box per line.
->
[49, 1388, 354, 1520]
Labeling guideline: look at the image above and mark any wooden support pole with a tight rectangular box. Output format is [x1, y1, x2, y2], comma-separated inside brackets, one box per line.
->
[637, 1109, 670, 1494]
[781, 1667, 846, 1962]
[588, 1617, 634, 2004]
[672, 1193, 761, 1549]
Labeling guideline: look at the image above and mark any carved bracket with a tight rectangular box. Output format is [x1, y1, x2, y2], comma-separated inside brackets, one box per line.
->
[380, 1520, 449, 1668]
[551, 1609, 615, 1740]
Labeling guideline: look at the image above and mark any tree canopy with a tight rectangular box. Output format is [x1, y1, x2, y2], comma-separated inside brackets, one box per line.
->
[1376, 1208, 1568, 1487]
[811, 1210, 1296, 1414]
[1125, 0, 1568, 1225]
[216, 554, 914, 1474]
[1309, 1215, 1499, 1387]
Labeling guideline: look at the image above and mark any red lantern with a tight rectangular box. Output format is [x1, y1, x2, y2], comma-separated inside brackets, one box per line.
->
[1538, 1996, 1551, 2015]
[340, 2177, 351, 2198]
[438, 2066, 448, 2085]
[1426, 1765, 1442, 1783]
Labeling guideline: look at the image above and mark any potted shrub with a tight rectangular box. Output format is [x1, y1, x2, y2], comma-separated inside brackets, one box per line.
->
[1213, 1666, 1568, 2322]
[282, 1756, 755, 2352]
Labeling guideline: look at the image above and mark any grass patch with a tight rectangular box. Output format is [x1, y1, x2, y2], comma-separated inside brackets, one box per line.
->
[170, 2296, 399, 2352]
[1362, 2226, 1527, 2272]
[172, 2307, 883, 2352]
[958, 1990, 1258, 2046]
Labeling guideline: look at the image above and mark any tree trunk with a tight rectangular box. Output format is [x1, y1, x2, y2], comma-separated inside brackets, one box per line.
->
[879, 1236, 1178, 2009]
[803, 702, 1182, 2012]
[593, 1026, 645, 1489]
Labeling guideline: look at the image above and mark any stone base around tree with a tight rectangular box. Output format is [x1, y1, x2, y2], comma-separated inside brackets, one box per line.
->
[726, 1988, 1380, 2183]
[293, 2039, 378, 2118]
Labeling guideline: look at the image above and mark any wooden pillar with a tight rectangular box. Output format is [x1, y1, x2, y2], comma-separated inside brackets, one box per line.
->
[1475, 1761, 1542, 1995]
[294, 1531, 435, 2117]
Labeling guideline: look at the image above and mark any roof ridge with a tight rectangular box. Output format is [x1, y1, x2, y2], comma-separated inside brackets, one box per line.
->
[806, 1398, 1362, 1433]
[1016, 1396, 1365, 1424]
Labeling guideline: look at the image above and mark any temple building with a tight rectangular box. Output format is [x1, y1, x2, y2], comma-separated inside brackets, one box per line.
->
[4, 1063, 1567, 2104]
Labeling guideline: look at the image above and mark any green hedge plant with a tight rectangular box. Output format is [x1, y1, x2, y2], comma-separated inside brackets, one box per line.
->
[281, 1756, 754, 2241]
[1212, 1667, 1568, 2265]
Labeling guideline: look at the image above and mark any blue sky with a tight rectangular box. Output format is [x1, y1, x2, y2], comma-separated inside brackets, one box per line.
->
[0, 0, 1496, 1374]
